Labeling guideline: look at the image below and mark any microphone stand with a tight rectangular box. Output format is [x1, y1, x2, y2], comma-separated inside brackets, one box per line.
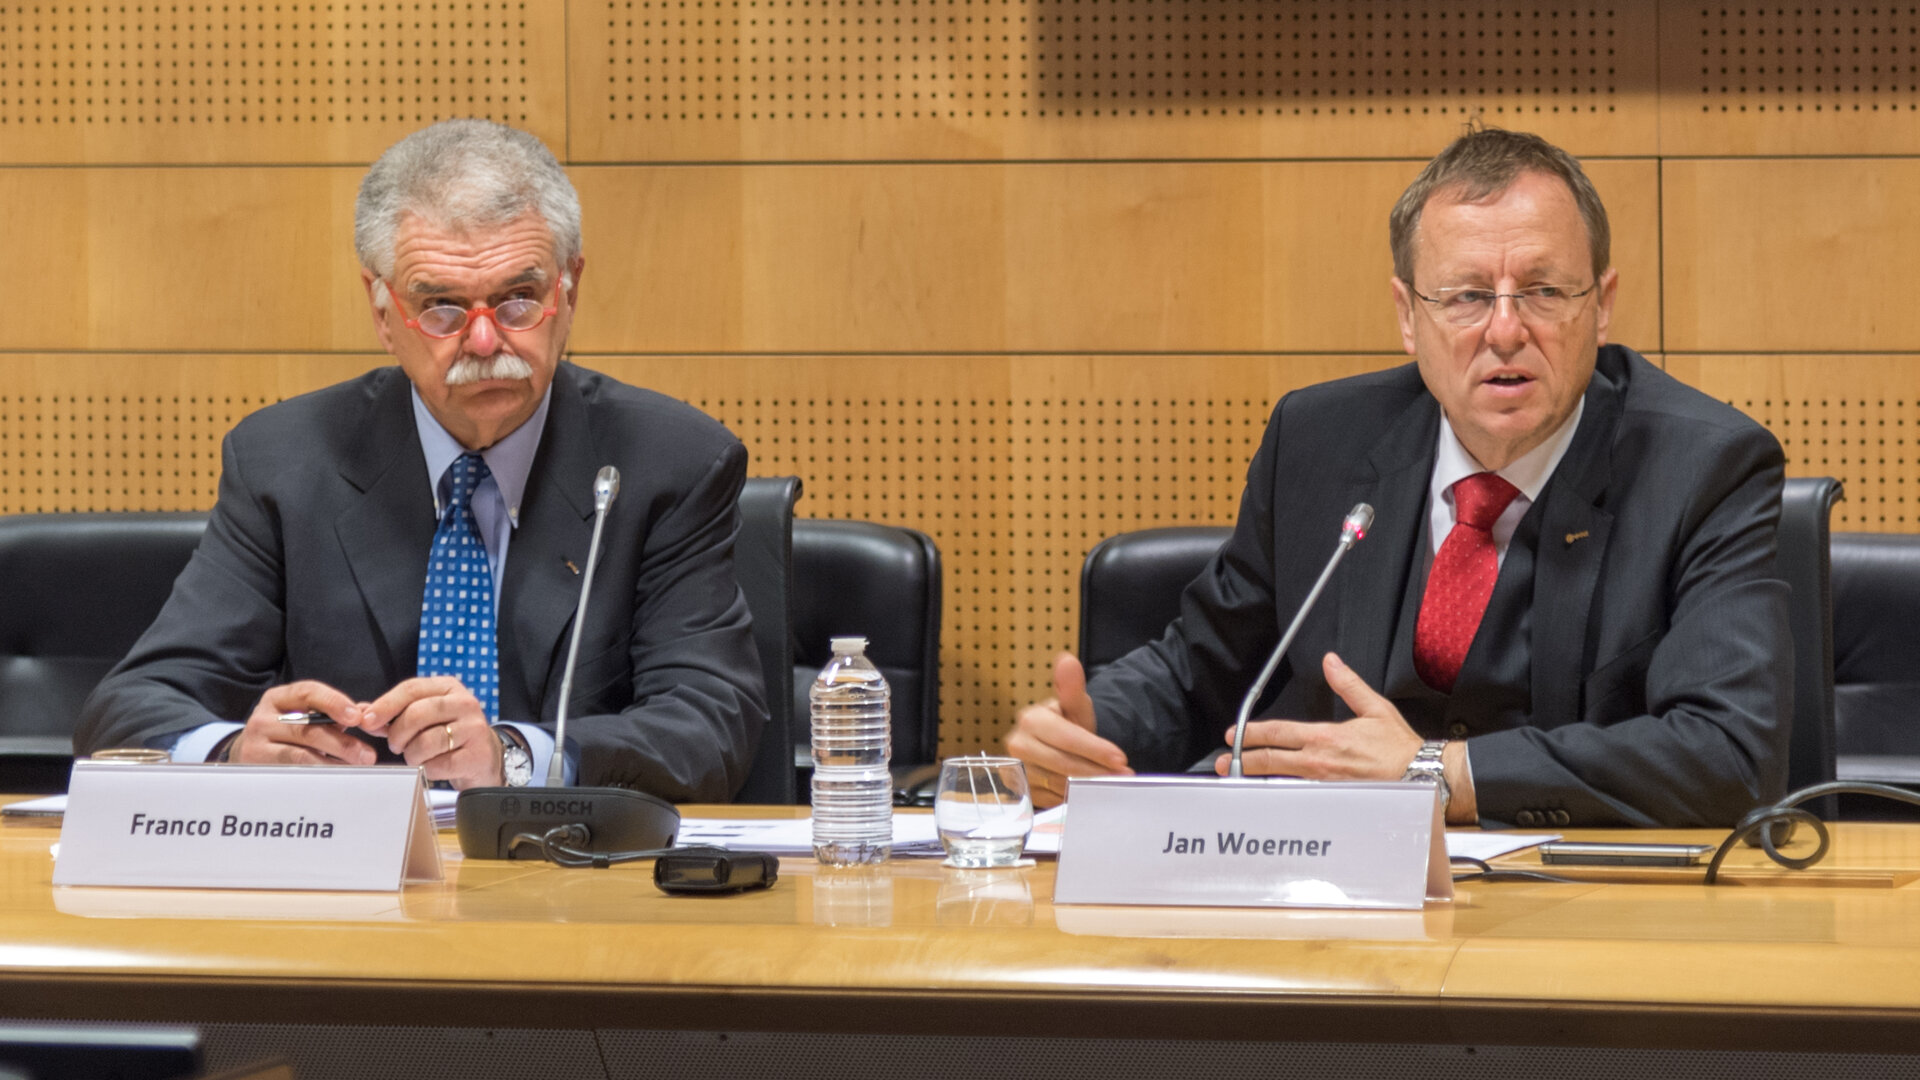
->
[1227, 503, 1374, 779]
[548, 466, 619, 786]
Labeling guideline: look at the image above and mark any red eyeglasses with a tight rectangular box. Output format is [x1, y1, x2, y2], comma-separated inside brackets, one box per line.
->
[392, 278, 562, 339]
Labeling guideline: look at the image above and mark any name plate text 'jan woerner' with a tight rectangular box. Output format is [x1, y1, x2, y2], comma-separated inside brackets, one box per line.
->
[1052, 775, 1448, 910]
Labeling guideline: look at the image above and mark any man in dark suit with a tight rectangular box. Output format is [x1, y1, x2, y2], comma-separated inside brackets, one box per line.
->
[1008, 128, 1790, 828]
[76, 119, 767, 802]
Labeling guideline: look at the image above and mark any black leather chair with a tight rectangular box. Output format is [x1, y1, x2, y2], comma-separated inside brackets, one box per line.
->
[732, 476, 803, 804]
[1833, 531, 1920, 758]
[1077, 526, 1230, 681]
[1830, 529, 1920, 818]
[790, 519, 942, 803]
[0, 512, 207, 791]
[1777, 477, 1843, 819]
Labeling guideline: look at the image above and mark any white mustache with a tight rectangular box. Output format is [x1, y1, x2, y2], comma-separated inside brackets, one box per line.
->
[444, 353, 535, 386]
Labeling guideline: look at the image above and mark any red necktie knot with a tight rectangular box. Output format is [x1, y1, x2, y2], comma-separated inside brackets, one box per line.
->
[1452, 471, 1521, 532]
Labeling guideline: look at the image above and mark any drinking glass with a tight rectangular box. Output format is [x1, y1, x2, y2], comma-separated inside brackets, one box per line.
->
[934, 756, 1033, 868]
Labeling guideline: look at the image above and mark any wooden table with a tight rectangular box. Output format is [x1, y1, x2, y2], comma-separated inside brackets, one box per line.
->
[7, 802, 1920, 1065]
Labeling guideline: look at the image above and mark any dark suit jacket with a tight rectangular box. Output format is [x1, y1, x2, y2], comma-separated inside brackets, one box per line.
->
[75, 362, 768, 802]
[1089, 346, 1792, 828]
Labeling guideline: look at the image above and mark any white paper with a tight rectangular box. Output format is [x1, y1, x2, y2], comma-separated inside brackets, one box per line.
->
[9, 788, 461, 827]
[676, 814, 947, 856]
[1445, 830, 1560, 861]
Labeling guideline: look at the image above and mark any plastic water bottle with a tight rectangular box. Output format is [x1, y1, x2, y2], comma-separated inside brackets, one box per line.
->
[810, 636, 893, 866]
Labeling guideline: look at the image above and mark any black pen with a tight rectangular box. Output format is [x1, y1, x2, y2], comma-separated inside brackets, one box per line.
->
[277, 710, 336, 725]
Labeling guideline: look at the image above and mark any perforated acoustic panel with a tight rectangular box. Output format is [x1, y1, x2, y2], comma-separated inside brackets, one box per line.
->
[569, 0, 1659, 160]
[1670, 355, 1920, 532]
[0, 2, 566, 163]
[0, 355, 377, 512]
[1661, 5, 1920, 153]
[602, 353, 1399, 756]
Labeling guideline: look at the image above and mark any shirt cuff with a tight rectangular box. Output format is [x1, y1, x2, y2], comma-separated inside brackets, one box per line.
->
[499, 722, 571, 786]
[1460, 739, 1476, 802]
[171, 722, 243, 763]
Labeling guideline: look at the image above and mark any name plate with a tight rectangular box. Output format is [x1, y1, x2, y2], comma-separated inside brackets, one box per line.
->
[1052, 775, 1450, 910]
[53, 762, 443, 891]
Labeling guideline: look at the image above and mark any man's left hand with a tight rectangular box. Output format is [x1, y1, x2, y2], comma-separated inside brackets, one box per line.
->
[360, 676, 504, 788]
[1217, 652, 1423, 780]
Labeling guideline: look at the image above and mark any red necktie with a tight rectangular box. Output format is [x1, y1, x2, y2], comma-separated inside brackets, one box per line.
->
[1414, 471, 1522, 693]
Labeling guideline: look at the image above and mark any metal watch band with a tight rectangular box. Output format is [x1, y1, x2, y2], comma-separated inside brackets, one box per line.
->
[1401, 739, 1451, 813]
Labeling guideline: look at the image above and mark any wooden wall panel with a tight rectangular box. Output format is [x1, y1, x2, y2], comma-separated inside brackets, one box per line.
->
[1669, 355, 1920, 533]
[0, 2, 568, 164]
[1660, 5, 1920, 156]
[0, 168, 369, 352]
[572, 159, 1661, 355]
[1664, 159, 1920, 353]
[570, 0, 1659, 162]
[6, 158, 1659, 357]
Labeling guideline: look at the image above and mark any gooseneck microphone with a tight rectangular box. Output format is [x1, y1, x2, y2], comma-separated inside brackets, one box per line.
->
[548, 465, 621, 786]
[1227, 503, 1374, 779]
[456, 465, 681, 860]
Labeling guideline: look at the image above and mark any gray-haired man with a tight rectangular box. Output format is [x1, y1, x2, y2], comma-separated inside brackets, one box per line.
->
[78, 119, 768, 801]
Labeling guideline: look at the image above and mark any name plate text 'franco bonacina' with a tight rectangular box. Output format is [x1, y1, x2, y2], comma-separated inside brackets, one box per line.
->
[54, 762, 441, 891]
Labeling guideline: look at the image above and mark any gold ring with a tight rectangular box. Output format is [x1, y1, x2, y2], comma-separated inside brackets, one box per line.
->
[446, 723, 456, 753]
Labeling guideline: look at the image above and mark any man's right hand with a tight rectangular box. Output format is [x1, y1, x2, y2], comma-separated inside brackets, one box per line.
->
[1006, 652, 1132, 808]
[225, 681, 376, 765]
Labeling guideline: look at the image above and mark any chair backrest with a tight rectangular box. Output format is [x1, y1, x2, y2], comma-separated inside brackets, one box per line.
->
[0, 512, 207, 744]
[791, 520, 942, 771]
[1077, 526, 1231, 681]
[0, 512, 207, 791]
[1831, 530, 1920, 759]
[1778, 477, 1843, 815]
[731, 477, 803, 804]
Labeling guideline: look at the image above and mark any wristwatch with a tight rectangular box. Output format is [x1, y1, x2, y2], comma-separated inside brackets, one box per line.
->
[497, 728, 533, 787]
[1400, 739, 1451, 814]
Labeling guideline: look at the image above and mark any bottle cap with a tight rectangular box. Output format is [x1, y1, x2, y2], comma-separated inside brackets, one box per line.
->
[829, 636, 869, 655]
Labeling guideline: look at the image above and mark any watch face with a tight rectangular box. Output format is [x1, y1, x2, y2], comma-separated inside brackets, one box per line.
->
[503, 746, 533, 786]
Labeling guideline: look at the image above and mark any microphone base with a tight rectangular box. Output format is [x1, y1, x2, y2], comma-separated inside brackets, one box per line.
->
[455, 786, 681, 860]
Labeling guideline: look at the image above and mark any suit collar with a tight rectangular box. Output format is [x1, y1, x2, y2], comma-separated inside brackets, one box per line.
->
[498, 363, 601, 720]
[1335, 386, 1440, 698]
[334, 370, 435, 687]
[1528, 351, 1626, 724]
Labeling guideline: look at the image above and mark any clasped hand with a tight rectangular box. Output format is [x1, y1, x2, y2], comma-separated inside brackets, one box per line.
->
[225, 677, 504, 788]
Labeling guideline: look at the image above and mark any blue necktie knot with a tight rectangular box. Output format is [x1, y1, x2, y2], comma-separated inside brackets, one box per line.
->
[444, 452, 491, 517]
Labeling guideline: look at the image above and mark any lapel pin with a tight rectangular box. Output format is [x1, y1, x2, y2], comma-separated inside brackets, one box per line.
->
[564, 558, 581, 575]
[1564, 530, 1590, 545]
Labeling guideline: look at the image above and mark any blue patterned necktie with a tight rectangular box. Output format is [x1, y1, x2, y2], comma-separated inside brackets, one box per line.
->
[418, 452, 499, 722]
